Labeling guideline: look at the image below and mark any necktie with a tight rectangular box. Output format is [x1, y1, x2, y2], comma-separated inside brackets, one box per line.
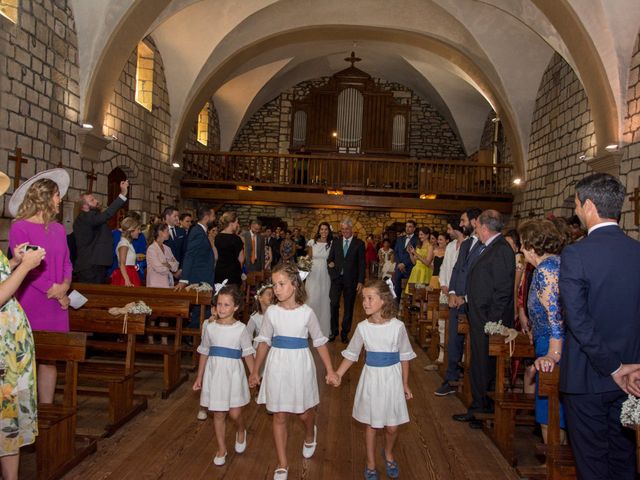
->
[170, 226, 175, 240]
[251, 234, 257, 263]
[343, 238, 350, 256]
[405, 235, 411, 248]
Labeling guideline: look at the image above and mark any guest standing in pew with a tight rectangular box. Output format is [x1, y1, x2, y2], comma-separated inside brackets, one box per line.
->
[452, 210, 515, 427]
[192, 286, 255, 466]
[163, 206, 187, 268]
[111, 217, 142, 287]
[0, 170, 47, 480]
[146, 223, 180, 345]
[559, 173, 640, 479]
[518, 220, 567, 443]
[215, 212, 245, 287]
[8, 169, 73, 406]
[242, 219, 265, 274]
[179, 212, 193, 232]
[175, 206, 216, 329]
[392, 220, 418, 302]
[73, 179, 129, 283]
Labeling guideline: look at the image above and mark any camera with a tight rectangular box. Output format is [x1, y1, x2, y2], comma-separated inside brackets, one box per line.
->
[24, 245, 40, 251]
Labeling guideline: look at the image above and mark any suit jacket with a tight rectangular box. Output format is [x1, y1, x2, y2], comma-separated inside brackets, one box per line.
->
[73, 196, 126, 271]
[393, 234, 418, 273]
[466, 235, 515, 327]
[242, 230, 265, 272]
[165, 226, 187, 266]
[327, 236, 365, 285]
[448, 236, 475, 296]
[181, 224, 215, 285]
[559, 225, 640, 394]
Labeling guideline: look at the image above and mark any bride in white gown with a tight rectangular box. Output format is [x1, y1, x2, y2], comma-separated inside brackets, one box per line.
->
[305, 222, 332, 336]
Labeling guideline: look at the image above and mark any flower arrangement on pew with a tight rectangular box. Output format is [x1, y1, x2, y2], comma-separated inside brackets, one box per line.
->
[484, 321, 519, 354]
[296, 255, 312, 281]
[186, 282, 213, 293]
[108, 301, 153, 333]
[621, 395, 640, 428]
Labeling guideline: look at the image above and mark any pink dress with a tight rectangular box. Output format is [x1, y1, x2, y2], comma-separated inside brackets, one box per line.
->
[8, 220, 72, 332]
[146, 241, 179, 288]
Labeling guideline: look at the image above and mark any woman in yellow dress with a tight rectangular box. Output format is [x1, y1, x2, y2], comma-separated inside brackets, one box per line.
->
[404, 227, 435, 293]
[0, 171, 47, 480]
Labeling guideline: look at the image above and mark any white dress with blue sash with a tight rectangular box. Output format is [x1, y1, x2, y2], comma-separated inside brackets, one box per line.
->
[255, 304, 328, 413]
[197, 320, 255, 411]
[342, 318, 416, 427]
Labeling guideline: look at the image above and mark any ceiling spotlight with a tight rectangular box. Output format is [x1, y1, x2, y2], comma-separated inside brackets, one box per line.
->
[82, 123, 93, 129]
[512, 178, 522, 186]
[605, 144, 619, 151]
[578, 154, 586, 160]
[331, 132, 338, 138]
[172, 162, 180, 168]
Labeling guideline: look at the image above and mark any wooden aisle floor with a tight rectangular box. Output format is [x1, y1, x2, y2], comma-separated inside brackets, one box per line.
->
[47, 331, 519, 480]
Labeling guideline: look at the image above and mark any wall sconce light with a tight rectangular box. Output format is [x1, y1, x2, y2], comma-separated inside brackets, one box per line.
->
[512, 178, 522, 186]
[327, 189, 343, 195]
[81, 123, 93, 129]
[172, 162, 180, 168]
[419, 193, 437, 200]
[331, 132, 338, 138]
[605, 144, 619, 151]
[237, 185, 253, 191]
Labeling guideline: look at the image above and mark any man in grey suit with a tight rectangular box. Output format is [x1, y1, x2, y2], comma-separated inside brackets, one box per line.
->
[242, 219, 265, 273]
[73, 180, 129, 284]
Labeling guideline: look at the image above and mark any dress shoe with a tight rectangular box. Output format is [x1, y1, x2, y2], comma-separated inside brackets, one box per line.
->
[469, 419, 483, 429]
[452, 412, 475, 422]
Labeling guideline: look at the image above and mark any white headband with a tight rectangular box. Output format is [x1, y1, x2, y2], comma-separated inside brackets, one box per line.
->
[214, 279, 228, 295]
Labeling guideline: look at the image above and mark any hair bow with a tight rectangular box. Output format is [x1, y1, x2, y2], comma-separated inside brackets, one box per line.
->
[385, 277, 397, 299]
[299, 271, 310, 282]
[214, 279, 228, 295]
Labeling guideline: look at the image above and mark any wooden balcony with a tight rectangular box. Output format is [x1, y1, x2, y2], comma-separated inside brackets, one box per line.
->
[180, 151, 514, 213]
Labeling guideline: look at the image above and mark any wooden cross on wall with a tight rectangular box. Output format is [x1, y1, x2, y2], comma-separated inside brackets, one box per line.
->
[157, 192, 164, 214]
[86, 169, 97, 194]
[344, 51, 362, 67]
[8, 147, 28, 189]
[630, 180, 640, 226]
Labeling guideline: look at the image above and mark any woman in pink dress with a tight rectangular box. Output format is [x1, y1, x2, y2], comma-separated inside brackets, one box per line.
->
[146, 223, 179, 288]
[8, 169, 72, 404]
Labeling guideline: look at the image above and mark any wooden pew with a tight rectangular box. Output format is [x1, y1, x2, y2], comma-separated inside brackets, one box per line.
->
[243, 270, 266, 321]
[456, 314, 472, 408]
[69, 308, 148, 436]
[78, 292, 190, 398]
[535, 367, 576, 479]
[438, 303, 449, 378]
[487, 332, 536, 466]
[33, 331, 97, 480]
[72, 283, 212, 370]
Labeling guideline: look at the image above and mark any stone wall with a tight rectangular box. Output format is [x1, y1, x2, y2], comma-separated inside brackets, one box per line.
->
[512, 53, 596, 220]
[620, 33, 640, 240]
[217, 203, 450, 239]
[0, 0, 81, 237]
[231, 76, 466, 159]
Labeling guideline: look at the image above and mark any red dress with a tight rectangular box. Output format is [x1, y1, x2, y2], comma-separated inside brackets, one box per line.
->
[110, 237, 142, 286]
[365, 240, 377, 269]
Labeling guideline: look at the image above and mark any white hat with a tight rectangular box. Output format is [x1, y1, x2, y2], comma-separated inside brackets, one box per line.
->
[8, 168, 70, 217]
[0, 172, 9, 197]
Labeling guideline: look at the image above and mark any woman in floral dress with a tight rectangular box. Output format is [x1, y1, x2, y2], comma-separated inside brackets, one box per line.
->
[0, 171, 47, 480]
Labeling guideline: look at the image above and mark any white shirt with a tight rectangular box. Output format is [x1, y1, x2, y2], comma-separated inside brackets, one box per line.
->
[588, 221, 618, 235]
[439, 239, 460, 288]
[404, 234, 414, 248]
[483, 232, 501, 248]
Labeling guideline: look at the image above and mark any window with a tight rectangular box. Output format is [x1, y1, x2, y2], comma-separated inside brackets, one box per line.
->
[135, 41, 154, 111]
[0, 0, 18, 23]
[197, 103, 209, 146]
[292, 110, 307, 148]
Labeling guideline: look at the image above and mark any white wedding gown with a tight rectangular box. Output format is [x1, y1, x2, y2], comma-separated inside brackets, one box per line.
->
[305, 239, 331, 336]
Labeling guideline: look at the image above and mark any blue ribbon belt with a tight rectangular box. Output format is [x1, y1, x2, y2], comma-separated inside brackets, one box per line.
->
[208, 346, 242, 359]
[272, 336, 308, 349]
[365, 351, 400, 367]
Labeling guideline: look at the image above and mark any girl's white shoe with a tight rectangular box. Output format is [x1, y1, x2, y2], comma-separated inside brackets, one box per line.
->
[213, 451, 227, 466]
[273, 467, 288, 480]
[197, 409, 208, 421]
[302, 424, 318, 458]
[235, 429, 247, 453]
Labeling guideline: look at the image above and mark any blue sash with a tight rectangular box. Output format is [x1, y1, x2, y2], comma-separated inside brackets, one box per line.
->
[272, 336, 308, 349]
[365, 351, 400, 367]
[208, 346, 242, 359]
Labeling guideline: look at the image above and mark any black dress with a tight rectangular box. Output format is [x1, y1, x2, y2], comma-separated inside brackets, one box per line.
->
[432, 255, 444, 276]
[214, 233, 244, 285]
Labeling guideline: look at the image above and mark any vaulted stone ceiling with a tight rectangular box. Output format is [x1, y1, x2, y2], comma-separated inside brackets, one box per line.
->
[68, 0, 640, 178]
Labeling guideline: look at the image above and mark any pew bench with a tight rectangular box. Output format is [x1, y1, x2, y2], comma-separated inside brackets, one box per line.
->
[456, 314, 472, 408]
[79, 293, 190, 398]
[33, 331, 97, 480]
[72, 283, 212, 370]
[69, 308, 148, 436]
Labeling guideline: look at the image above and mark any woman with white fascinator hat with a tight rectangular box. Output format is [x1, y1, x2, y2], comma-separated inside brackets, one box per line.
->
[7, 168, 73, 406]
[0, 171, 48, 480]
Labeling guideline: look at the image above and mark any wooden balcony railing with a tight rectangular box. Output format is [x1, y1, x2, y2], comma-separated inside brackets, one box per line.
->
[182, 151, 514, 198]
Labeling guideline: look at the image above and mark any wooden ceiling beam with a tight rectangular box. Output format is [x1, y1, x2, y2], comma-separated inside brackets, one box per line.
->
[180, 187, 512, 214]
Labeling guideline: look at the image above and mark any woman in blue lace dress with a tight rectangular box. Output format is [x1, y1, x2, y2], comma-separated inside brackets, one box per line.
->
[518, 220, 566, 443]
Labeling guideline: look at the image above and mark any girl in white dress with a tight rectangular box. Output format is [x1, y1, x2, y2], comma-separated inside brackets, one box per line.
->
[246, 283, 274, 341]
[249, 262, 339, 480]
[331, 279, 416, 480]
[193, 286, 256, 467]
[304, 222, 332, 336]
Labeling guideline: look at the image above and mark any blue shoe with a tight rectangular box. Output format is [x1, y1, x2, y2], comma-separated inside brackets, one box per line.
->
[381, 449, 399, 479]
[364, 467, 379, 480]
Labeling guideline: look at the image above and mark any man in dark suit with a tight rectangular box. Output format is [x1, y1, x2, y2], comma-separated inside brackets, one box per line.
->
[392, 220, 418, 301]
[327, 219, 365, 343]
[163, 206, 187, 266]
[175, 206, 216, 328]
[435, 207, 480, 396]
[242, 219, 265, 273]
[73, 180, 129, 283]
[559, 173, 640, 479]
[453, 209, 514, 427]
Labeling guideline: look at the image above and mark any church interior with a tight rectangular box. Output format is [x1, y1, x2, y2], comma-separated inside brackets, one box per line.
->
[1, 0, 640, 479]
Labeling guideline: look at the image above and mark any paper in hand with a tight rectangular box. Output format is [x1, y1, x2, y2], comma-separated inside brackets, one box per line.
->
[68, 290, 88, 309]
